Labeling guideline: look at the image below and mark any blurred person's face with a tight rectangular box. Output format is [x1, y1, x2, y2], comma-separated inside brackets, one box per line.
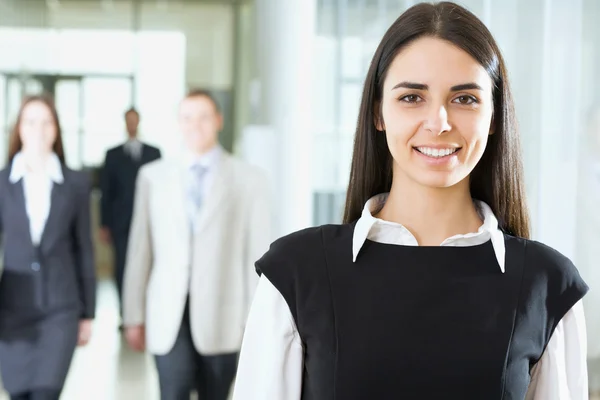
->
[125, 111, 140, 138]
[19, 100, 58, 156]
[377, 37, 494, 190]
[179, 95, 222, 154]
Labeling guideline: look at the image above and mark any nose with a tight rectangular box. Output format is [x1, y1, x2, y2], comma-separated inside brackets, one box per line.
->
[423, 104, 451, 135]
[29, 122, 46, 135]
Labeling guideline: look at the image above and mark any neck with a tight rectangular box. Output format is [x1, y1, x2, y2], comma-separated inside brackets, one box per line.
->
[376, 171, 482, 246]
[21, 150, 52, 174]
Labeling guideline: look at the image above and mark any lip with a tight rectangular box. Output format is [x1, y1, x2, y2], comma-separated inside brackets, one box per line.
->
[413, 147, 461, 166]
[413, 144, 461, 149]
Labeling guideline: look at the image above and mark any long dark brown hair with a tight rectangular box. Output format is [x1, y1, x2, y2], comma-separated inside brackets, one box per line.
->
[342, 1, 530, 239]
[8, 94, 66, 164]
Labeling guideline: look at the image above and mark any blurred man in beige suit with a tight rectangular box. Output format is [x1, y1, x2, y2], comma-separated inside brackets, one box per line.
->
[122, 89, 271, 400]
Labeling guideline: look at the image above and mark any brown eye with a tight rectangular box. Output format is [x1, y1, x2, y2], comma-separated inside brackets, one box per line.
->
[453, 95, 477, 105]
[399, 94, 422, 103]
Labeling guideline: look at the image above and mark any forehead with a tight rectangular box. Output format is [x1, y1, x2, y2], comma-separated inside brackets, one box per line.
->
[22, 101, 52, 117]
[384, 36, 492, 91]
[180, 95, 217, 113]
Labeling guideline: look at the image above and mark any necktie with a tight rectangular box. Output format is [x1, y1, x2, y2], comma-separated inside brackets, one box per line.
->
[128, 143, 140, 161]
[189, 164, 207, 211]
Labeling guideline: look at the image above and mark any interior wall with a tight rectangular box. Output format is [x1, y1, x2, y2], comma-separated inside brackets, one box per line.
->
[0, 0, 237, 151]
[0, 1, 234, 89]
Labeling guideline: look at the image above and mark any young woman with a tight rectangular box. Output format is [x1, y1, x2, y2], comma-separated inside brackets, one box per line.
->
[0, 95, 96, 400]
[233, 2, 589, 399]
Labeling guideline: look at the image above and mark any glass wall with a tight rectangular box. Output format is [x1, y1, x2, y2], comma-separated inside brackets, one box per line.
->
[0, 27, 185, 169]
[0, 0, 237, 169]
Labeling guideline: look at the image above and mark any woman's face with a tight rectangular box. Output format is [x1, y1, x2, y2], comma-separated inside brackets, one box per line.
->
[18, 101, 57, 155]
[378, 36, 495, 190]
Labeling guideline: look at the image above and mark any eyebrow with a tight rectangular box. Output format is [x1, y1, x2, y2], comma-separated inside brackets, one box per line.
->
[391, 81, 483, 91]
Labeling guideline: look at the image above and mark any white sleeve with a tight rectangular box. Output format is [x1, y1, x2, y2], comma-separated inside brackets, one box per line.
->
[232, 275, 304, 400]
[525, 300, 588, 400]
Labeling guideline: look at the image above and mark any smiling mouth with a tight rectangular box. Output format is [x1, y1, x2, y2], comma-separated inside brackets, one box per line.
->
[414, 146, 461, 158]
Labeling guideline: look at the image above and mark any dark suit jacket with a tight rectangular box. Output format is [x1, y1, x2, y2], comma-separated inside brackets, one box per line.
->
[0, 165, 96, 320]
[100, 143, 161, 237]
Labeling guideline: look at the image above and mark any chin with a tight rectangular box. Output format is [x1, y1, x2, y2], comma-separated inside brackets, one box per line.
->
[415, 172, 466, 189]
[191, 144, 212, 154]
[419, 180, 457, 189]
[27, 146, 53, 154]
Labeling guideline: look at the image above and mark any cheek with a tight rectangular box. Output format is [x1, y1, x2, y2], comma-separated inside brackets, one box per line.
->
[456, 116, 492, 165]
[45, 128, 57, 143]
[383, 107, 421, 150]
[382, 99, 422, 130]
[19, 125, 36, 144]
[180, 121, 192, 133]
[385, 126, 415, 162]
[459, 114, 492, 146]
[198, 123, 218, 140]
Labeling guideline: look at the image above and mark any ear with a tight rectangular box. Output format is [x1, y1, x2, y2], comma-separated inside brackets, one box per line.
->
[217, 113, 224, 132]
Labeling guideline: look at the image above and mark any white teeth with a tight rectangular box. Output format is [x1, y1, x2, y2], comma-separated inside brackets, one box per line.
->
[416, 147, 458, 158]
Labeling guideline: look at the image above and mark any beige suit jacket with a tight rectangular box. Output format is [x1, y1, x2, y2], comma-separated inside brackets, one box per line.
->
[123, 152, 272, 355]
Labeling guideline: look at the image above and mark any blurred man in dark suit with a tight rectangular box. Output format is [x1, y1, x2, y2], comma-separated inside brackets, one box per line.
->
[100, 107, 161, 325]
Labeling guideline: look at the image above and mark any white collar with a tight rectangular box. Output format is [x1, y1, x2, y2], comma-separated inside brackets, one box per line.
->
[352, 193, 506, 272]
[184, 144, 222, 170]
[9, 152, 64, 184]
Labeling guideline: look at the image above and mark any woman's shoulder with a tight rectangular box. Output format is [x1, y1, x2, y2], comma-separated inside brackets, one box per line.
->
[63, 167, 87, 180]
[256, 223, 354, 275]
[256, 224, 354, 320]
[506, 236, 589, 345]
[267, 226, 325, 256]
[519, 238, 583, 280]
[262, 223, 353, 259]
[508, 235, 588, 303]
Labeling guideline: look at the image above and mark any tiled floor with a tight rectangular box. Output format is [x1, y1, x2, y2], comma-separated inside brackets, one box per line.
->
[62, 281, 160, 400]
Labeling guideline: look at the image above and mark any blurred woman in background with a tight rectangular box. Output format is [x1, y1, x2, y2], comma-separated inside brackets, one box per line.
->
[0, 94, 96, 400]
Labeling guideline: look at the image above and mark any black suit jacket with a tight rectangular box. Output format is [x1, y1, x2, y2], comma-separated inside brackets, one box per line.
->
[0, 165, 96, 320]
[100, 142, 161, 236]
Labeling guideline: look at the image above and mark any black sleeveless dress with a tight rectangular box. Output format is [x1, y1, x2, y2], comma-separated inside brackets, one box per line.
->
[257, 223, 588, 400]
